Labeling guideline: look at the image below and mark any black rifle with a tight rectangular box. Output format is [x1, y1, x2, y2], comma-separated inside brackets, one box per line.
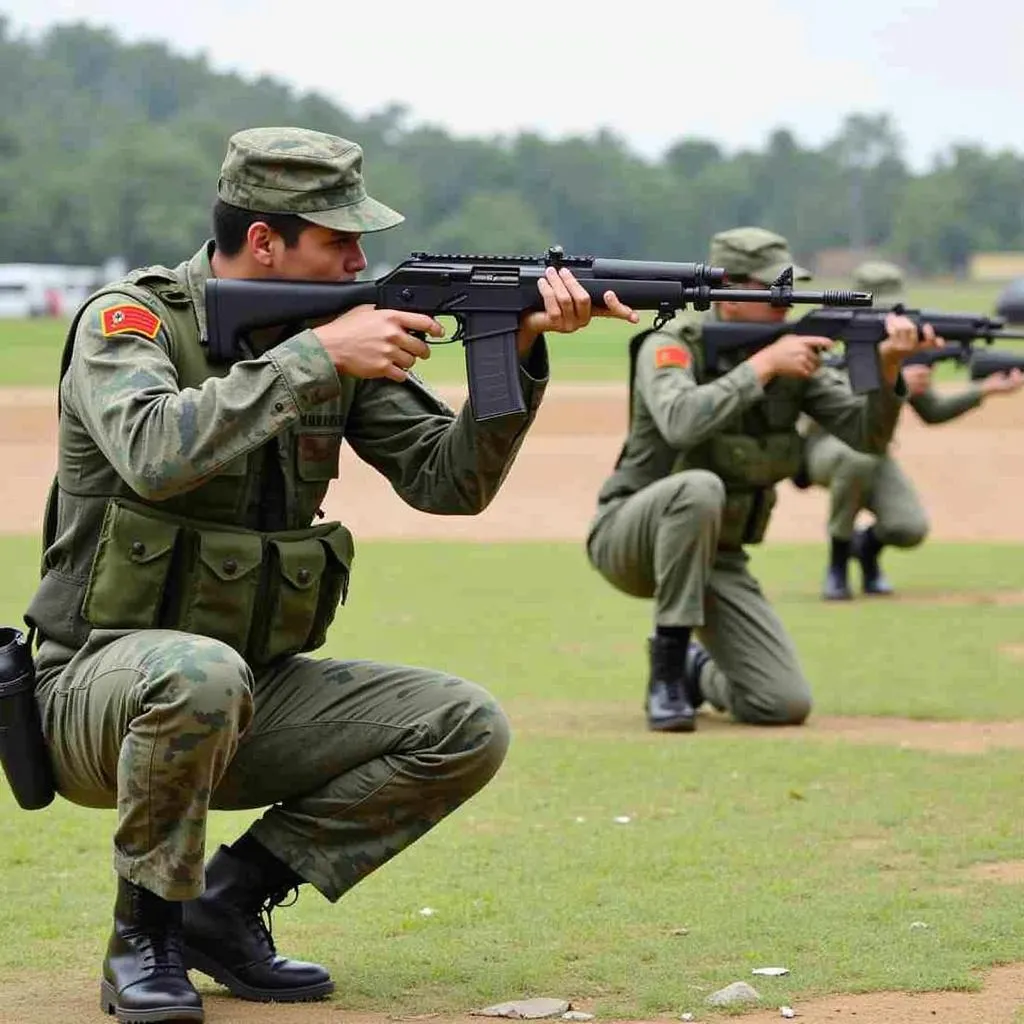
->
[969, 347, 1024, 381]
[205, 250, 869, 421]
[702, 307, 1024, 394]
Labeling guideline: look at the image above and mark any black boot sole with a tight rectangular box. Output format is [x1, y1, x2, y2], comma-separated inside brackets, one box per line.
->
[100, 979, 204, 1022]
[182, 947, 335, 1003]
[647, 715, 697, 733]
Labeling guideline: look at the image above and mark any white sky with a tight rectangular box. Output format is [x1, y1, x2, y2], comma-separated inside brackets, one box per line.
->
[3, 0, 1022, 168]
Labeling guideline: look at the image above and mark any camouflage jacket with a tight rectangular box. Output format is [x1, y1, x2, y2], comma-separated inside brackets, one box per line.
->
[27, 242, 548, 657]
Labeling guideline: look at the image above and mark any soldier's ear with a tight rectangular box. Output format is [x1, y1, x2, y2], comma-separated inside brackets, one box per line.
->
[246, 221, 276, 267]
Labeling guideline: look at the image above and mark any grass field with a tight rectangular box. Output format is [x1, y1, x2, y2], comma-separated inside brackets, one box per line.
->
[0, 278, 1014, 388]
[2, 535, 1024, 1016]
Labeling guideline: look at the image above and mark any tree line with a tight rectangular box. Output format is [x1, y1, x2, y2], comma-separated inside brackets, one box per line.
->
[1, 18, 1022, 275]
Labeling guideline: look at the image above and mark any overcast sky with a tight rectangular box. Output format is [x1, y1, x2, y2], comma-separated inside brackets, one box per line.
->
[3, 0, 1022, 169]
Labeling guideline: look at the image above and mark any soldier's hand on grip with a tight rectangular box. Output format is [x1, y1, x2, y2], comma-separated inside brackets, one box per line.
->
[749, 334, 833, 383]
[313, 305, 442, 382]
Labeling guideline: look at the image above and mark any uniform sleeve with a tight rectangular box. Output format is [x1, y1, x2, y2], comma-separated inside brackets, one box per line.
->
[343, 339, 549, 514]
[909, 385, 983, 424]
[800, 364, 905, 454]
[634, 319, 764, 450]
[66, 293, 341, 501]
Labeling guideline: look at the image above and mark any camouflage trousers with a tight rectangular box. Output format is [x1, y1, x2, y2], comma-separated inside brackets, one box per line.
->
[34, 630, 510, 902]
[804, 433, 929, 545]
[587, 470, 812, 725]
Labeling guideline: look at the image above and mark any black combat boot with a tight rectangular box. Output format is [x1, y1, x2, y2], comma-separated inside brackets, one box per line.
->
[646, 634, 697, 733]
[852, 527, 894, 596]
[100, 876, 204, 1023]
[181, 844, 334, 1003]
[822, 537, 853, 601]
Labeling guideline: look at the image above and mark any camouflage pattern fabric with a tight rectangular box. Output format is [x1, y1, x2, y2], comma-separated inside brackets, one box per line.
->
[27, 242, 549, 654]
[34, 632, 508, 901]
[218, 126, 404, 233]
[28, 119, 549, 900]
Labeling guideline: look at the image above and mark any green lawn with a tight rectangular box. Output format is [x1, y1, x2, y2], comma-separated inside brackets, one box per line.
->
[2, 536, 1024, 1016]
[0, 277, 1014, 388]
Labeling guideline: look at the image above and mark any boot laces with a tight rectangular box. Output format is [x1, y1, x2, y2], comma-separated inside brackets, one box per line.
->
[135, 930, 186, 976]
[249, 886, 299, 954]
[127, 885, 187, 976]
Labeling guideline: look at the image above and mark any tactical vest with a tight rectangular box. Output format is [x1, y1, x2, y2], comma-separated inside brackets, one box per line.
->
[27, 261, 355, 666]
[624, 327, 805, 548]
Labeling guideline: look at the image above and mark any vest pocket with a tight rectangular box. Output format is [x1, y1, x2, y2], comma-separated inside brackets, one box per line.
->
[253, 523, 354, 663]
[82, 501, 181, 629]
[306, 523, 354, 651]
[719, 489, 778, 548]
[708, 433, 804, 488]
[253, 536, 326, 663]
[178, 530, 263, 653]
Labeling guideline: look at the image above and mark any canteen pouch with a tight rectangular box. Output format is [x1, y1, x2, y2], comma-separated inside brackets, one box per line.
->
[0, 626, 56, 810]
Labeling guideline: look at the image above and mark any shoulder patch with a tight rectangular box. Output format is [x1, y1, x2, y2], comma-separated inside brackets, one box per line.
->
[654, 344, 691, 370]
[100, 304, 162, 340]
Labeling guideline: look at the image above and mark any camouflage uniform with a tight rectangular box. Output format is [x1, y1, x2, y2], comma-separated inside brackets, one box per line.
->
[800, 261, 983, 597]
[586, 229, 904, 726]
[27, 127, 547, 905]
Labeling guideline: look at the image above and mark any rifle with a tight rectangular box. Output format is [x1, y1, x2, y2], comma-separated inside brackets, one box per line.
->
[205, 250, 870, 421]
[969, 347, 1024, 381]
[710, 306, 1024, 393]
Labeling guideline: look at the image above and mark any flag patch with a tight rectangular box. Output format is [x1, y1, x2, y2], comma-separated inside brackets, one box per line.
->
[654, 345, 691, 369]
[100, 304, 162, 339]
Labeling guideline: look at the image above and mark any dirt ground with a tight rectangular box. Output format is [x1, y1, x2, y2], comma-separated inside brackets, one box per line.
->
[2, 381, 1023, 542]
[3, 964, 1024, 1024]
[3, 383, 1024, 1024]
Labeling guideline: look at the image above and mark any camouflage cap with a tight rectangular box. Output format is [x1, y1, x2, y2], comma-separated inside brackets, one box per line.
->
[852, 260, 905, 302]
[218, 127, 404, 234]
[709, 226, 812, 284]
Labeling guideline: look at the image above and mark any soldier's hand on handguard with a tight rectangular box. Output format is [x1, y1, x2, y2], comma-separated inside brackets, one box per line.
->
[878, 313, 941, 363]
[516, 267, 639, 356]
[313, 305, 442, 383]
[748, 334, 834, 383]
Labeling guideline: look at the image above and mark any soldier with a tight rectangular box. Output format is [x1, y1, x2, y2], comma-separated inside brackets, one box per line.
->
[586, 228, 930, 733]
[802, 261, 1024, 600]
[26, 127, 637, 1023]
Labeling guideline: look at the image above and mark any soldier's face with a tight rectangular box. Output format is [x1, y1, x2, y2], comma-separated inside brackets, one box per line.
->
[273, 226, 368, 282]
[715, 276, 789, 323]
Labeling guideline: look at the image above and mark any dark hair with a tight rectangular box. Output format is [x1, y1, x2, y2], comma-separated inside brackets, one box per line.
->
[212, 199, 309, 256]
